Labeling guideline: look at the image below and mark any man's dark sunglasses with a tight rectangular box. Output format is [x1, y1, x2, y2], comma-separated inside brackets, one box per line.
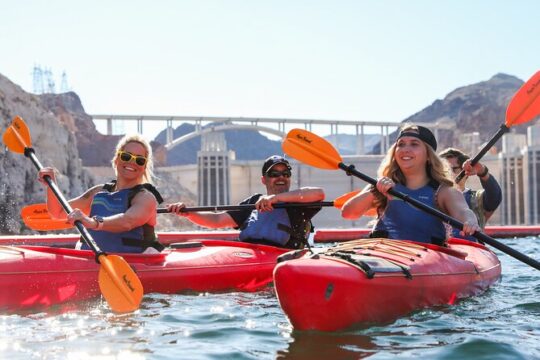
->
[266, 170, 292, 178]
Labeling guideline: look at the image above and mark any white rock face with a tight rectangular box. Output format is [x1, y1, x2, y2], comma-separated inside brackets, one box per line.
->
[0, 74, 94, 234]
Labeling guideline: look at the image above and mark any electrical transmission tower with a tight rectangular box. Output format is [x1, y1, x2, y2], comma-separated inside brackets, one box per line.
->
[32, 65, 71, 94]
[60, 71, 70, 93]
[43, 68, 55, 93]
[32, 65, 45, 94]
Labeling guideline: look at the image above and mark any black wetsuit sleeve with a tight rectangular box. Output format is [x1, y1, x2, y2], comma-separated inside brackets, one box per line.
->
[481, 175, 502, 212]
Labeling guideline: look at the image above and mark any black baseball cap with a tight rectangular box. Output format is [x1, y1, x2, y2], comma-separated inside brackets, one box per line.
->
[261, 155, 292, 175]
[397, 125, 437, 151]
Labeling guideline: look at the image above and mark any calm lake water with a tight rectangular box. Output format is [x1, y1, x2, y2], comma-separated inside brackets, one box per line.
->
[1, 237, 539, 360]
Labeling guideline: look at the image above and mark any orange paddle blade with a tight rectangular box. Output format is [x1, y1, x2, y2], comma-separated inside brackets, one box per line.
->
[24, 217, 73, 231]
[21, 204, 73, 231]
[2, 116, 32, 153]
[23, 217, 73, 231]
[98, 255, 143, 313]
[282, 129, 342, 170]
[21, 203, 53, 219]
[506, 70, 540, 127]
[333, 190, 360, 209]
[364, 207, 378, 217]
[333, 190, 377, 216]
[21, 203, 89, 220]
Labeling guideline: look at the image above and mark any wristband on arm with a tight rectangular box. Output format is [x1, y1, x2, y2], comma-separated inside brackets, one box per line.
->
[477, 166, 489, 178]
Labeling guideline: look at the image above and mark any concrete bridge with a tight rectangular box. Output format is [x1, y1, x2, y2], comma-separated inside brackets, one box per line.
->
[90, 114, 453, 155]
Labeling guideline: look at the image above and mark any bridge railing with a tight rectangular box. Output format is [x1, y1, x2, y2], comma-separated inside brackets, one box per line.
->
[91, 114, 453, 155]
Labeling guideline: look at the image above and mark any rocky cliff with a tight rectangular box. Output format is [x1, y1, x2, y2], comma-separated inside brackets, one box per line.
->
[37, 91, 196, 230]
[372, 73, 527, 153]
[39, 92, 123, 166]
[0, 74, 94, 234]
[0, 73, 196, 234]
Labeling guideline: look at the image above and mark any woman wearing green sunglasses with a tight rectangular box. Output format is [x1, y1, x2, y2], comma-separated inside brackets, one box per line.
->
[38, 134, 164, 253]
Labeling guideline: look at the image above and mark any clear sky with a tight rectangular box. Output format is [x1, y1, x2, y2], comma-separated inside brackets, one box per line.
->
[0, 0, 538, 134]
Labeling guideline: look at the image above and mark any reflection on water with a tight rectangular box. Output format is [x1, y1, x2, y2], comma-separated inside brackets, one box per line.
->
[0, 238, 539, 359]
[277, 332, 376, 359]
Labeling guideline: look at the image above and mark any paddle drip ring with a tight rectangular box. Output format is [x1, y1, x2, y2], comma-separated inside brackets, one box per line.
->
[345, 164, 356, 176]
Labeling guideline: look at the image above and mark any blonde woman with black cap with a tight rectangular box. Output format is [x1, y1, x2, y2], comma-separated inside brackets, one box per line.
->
[341, 124, 479, 246]
[168, 155, 324, 249]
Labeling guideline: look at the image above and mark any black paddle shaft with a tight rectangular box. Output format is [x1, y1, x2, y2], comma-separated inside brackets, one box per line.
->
[24, 147, 105, 260]
[338, 162, 540, 271]
[455, 124, 510, 183]
[155, 202, 334, 213]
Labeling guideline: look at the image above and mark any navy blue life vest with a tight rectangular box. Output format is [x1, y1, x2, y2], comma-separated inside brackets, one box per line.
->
[239, 207, 292, 246]
[229, 193, 320, 249]
[81, 182, 164, 253]
[372, 182, 446, 245]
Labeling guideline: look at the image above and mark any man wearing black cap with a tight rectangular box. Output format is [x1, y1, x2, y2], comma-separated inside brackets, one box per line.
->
[167, 155, 325, 249]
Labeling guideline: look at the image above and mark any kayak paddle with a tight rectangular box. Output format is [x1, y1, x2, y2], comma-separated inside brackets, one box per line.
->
[22, 191, 360, 231]
[455, 70, 540, 183]
[282, 128, 540, 271]
[3, 116, 144, 312]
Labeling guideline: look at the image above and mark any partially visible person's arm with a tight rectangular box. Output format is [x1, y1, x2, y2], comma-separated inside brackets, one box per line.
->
[479, 173, 502, 217]
[462, 159, 502, 220]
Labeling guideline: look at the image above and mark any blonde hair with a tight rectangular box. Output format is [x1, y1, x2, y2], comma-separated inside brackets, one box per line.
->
[112, 134, 155, 184]
[373, 124, 453, 209]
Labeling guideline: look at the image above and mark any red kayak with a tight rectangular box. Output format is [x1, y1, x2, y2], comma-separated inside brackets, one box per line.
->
[273, 237, 501, 331]
[0, 240, 287, 311]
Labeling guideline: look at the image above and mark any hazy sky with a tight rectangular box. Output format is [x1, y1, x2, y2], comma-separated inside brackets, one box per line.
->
[1, 0, 538, 136]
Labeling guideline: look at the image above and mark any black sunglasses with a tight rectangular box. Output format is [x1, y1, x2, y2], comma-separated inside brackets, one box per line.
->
[266, 170, 291, 178]
[117, 151, 147, 166]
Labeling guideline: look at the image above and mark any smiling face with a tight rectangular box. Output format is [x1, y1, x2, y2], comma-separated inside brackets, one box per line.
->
[394, 135, 429, 173]
[261, 164, 291, 195]
[114, 141, 148, 182]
